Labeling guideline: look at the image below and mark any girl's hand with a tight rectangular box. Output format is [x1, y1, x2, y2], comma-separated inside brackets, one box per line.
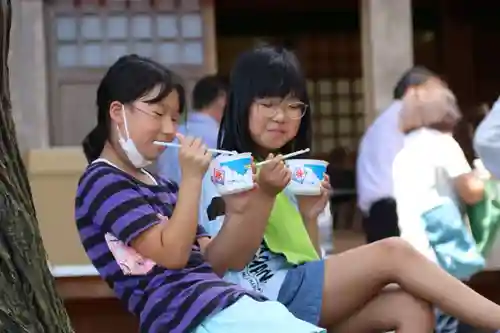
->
[256, 154, 291, 197]
[296, 174, 331, 221]
[177, 133, 212, 179]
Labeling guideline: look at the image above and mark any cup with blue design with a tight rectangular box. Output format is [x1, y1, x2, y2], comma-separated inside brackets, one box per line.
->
[210, 153, 254, 195]
[285, 159, 329, 195]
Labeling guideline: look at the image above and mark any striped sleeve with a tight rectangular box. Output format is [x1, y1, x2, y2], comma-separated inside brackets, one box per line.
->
[78, 168, 160, 245]
[158, 176, 208, 238]
[196, 224, 209, 238]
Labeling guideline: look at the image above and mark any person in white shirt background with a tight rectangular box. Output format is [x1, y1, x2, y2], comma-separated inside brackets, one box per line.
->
[393, 80, 486, 333]
[357, 66, 445, 243]
[158, 75, 227, 183]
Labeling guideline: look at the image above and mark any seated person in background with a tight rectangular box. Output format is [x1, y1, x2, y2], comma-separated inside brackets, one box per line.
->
[75, 54, 324, 333]
[357, 66, 444, 243]
[393, 80, 485, 333]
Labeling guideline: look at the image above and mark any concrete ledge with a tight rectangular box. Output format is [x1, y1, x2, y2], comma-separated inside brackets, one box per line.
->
[25, 147, 87, 175]
[26, 147, 91, 266]
[51, 264, 98, 278]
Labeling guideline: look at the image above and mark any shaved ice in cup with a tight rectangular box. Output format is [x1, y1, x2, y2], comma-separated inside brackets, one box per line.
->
[285, 159, 328, 196]
[210, 153, 254, 195]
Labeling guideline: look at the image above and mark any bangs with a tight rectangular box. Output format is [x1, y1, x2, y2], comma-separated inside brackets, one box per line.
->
[137, 65, 174, 104]
[110, 55, 181, 106]
[141, 82, 171, 104]
[250, 63, 306, 100]
[135, 65, 186, 114]
[140, 82, 186, 115]
[231, 46, 307, 101]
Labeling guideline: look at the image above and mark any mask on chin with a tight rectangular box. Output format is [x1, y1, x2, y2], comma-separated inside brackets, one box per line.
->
[117, 105, 152, 169]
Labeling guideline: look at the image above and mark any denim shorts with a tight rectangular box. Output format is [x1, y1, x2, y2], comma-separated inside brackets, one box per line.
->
[277, 260, 325, 325]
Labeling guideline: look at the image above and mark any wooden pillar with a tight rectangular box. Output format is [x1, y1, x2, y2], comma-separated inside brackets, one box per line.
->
[360, 0, 413, 127]
[9, 0, 50, 151]
[201, 0, 217, 75]
[440, 0, 475, 113]
[439, 0, 476, 161]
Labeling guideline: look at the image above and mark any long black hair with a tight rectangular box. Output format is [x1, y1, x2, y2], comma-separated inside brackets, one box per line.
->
[82, 54, 185, 163]
[218, 46, 311, 159]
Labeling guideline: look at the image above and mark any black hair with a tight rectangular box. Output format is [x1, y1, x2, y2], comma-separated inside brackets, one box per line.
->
[192, 75, 227, 110]
[82, 54, 185, 163]
[218, 46, 311, 159]
[393, 66, 438, 100]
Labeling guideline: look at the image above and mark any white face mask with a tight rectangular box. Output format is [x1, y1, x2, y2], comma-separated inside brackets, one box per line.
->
[117, 105, 152, 168]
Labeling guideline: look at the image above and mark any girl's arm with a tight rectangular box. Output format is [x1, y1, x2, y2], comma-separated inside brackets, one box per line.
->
[302, 216, 321, 255]
[87, 172, 203, 270]
[200, 155, 289, 275]
[204, 188, 276, 275]
[442, 135, 484, 204]
[131, 177, 203, 269]
[454, 173, 484, 204]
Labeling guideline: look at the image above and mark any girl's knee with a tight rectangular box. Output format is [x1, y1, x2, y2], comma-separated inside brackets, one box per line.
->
[376, 237, 418, 261]
[377, 237, 413, 252]
[369, 238, 423, 282]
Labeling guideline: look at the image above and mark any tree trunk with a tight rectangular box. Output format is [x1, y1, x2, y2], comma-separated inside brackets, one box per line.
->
[0, 1, 73, 332]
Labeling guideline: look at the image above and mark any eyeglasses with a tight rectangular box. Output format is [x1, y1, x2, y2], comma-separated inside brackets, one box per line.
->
[255, 99, 308, 120]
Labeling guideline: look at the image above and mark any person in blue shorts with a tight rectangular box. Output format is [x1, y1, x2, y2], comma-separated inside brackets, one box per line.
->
[198, 45, 500, 332]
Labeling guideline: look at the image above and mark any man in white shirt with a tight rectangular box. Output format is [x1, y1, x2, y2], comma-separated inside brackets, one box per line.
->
[356, 66, 441, 243]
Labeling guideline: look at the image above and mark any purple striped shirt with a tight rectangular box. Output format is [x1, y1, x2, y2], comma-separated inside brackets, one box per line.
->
[75, 161, 265, 333]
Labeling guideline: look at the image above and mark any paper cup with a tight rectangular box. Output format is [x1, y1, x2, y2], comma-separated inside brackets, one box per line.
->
[285, 159, 328, 196]
[210, 153, 254, 195]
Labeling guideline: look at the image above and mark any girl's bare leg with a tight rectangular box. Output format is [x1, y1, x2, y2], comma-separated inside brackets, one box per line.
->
[318, 237, 500, 330]
[332, 289, 434, 333]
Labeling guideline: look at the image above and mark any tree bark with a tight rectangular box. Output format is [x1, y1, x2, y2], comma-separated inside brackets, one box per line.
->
[0, 1, 74, 332]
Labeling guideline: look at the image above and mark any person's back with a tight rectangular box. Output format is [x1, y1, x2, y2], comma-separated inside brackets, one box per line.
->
[393, 129, 471, 265]
[394, 129, 469, 214]
[393, 83, 481, 333]
[158, 75, 226, 183]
